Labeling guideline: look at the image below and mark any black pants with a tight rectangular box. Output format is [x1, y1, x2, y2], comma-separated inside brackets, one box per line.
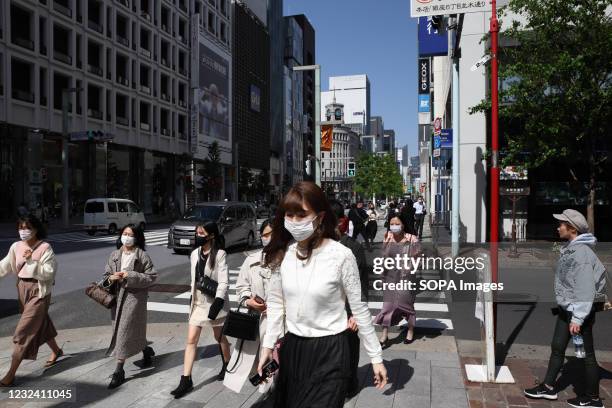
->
[543, 309, 599, 398]
[414, 214, 424, 238]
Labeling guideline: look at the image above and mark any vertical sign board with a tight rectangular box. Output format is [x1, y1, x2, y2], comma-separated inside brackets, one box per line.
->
[440, 128, 453, 148]
[418, 17, 448, 57]
[190, 14, 199, 156]
[418, 58, 430, 94]
[418, 94, 431, 113]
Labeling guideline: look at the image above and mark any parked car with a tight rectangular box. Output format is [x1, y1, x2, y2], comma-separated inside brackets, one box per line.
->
[167, 201, 258, 254]
[83, 198, 146, 235]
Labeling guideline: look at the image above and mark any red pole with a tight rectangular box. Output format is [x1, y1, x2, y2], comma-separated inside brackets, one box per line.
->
[490, 0, 500, 338]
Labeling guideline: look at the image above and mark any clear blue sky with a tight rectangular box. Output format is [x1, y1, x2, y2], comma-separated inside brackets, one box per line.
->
[284, 0, 419, 157]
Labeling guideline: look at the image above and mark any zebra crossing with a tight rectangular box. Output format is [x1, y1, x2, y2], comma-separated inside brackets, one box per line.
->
[45, 229, 170, 246]
[147, 267, 454, 332]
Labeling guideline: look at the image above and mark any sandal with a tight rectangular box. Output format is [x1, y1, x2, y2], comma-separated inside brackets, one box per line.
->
[44, 349, 64, 368]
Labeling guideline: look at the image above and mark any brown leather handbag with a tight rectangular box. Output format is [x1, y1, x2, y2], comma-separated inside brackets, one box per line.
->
[85, 278, 117, 309]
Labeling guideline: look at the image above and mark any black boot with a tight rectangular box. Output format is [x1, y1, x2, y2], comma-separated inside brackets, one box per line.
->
[108, 369, 125, 389]
[217, 359, 228, 381]
[170, 375, 193, 399]
[217, 345, 228, 381]
[142, 346, 155, 368]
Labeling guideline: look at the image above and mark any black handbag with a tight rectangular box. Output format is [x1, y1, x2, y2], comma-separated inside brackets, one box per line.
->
[222, 298, 260, 341]
[195, 252, 218, 297]
[197, 275, 218, 298]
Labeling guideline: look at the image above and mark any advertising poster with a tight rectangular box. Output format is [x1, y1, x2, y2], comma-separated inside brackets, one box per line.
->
[198, 43, 230, 142]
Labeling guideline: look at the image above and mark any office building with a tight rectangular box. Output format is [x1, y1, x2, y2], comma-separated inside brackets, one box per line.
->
[0, 0, 204, 220]
[321, 98, 359, 200]
[321, 74, 370, 135]
[232, 0, 270, 199]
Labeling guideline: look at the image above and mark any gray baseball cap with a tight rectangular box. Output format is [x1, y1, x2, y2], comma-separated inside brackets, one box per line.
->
[553, 209, 589, 233]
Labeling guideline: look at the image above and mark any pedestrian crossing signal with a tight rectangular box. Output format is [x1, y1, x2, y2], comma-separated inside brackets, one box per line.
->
[348, 162, 355, 177]
[348, 169, 355, 177]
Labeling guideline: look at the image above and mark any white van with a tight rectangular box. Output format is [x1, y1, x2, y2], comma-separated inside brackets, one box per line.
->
[83, 198, 146, 235]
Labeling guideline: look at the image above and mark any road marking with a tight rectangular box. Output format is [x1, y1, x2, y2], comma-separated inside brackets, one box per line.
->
[147, 302, 189, 314]
[368, 301, 448, 312]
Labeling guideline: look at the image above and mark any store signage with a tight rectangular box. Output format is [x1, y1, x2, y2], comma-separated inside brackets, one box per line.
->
[411, 0, 492, 17]
[433, 117, 442, 135]
[418, 17, 447, 57]
[440, 128, 453, 148]
[418, 58, 430, 94]
[418, 94, 430, 113]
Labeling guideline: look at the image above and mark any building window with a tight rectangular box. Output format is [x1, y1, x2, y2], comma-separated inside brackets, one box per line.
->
[11, 58, 34, 103]
[207, 11, 215, 34]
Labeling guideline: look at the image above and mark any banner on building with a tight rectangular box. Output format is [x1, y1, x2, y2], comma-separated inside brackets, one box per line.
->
[418, 94, 430, 113]
[440, 128, 453, 148]
[418, 17, 448, 57]
[197, 43, 230, 142]
[418, 58, 430, 94]
[190, 15, 200, 156]
[321, 125, 333, 151]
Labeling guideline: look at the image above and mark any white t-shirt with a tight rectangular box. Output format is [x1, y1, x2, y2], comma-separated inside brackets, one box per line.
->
[413, 201, 426, 215]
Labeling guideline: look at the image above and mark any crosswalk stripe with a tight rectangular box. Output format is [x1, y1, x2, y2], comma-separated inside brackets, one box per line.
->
[146, 300, 453, 330]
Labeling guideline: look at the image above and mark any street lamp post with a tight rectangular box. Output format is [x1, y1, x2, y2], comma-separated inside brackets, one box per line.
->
[61, 87, 83, 228]
[293, 64, 321, 186]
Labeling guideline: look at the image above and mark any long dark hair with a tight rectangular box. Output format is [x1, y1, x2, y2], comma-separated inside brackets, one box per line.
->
[196, 222, 225, 270]
[17, 214, 47, 240]
[116, 224, 146, 250]
[264, 182, 337, 268]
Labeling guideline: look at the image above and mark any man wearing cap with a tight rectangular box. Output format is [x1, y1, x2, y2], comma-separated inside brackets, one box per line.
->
[524, 209, 607, 408]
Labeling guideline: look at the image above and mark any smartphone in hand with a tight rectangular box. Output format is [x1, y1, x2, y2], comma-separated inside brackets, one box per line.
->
[249, 359, 279, 386]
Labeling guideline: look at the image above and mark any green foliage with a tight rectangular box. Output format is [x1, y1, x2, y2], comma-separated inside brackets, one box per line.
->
[197, 141, 223, 201]
[355, 153, 404, 199]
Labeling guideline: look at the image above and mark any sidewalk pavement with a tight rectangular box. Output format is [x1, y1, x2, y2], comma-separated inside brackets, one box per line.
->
[0, 217, 471, 408]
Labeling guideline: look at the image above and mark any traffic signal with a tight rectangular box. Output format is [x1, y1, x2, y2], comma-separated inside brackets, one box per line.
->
[348, 162, 355, 177]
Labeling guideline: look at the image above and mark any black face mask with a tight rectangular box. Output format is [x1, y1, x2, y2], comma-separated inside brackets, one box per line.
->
[195, 235, 211, 247]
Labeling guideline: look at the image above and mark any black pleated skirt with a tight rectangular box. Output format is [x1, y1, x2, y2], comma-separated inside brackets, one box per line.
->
[274, 330, 352, 408]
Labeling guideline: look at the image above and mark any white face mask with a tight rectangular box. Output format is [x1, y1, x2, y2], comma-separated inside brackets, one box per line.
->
[390, 225, 402, 234]
[284, 216, 317, 242]
[19, 229, 32, 241]
[261, 237, 271, 247]
[121, 235, 135, 247]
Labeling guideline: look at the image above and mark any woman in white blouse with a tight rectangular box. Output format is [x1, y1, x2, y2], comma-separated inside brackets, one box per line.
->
[224, 218, 277, 394]
[171, 222, 230, 399]
[258, 182, 387, 407]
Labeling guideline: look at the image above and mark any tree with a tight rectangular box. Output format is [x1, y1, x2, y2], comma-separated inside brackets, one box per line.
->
[238, 167, 253, 200]
[354, 153, 380, 199]
[355, 153, 404, 200]
[197, 141, 223, 201]
[380, 154, 404, 198]
[470, 0, 611, 231]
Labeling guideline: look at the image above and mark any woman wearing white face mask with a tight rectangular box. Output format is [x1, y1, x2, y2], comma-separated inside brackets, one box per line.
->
[0, 215, 61, 387]
[223, 218, 279, 394]
[103, 224, 157, 389]
[374, 214, 420, 346]
[258, 182, 387, 407]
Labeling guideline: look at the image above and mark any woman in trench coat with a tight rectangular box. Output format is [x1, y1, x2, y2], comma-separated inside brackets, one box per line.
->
[104, 224, 157, 389]
[224, 219, 279, 394]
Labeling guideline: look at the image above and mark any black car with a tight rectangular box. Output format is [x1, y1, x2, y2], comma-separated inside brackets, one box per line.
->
[167, 202, 258, 254]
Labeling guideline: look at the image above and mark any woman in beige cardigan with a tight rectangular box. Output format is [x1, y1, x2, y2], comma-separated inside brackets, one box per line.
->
[224, 219, 278, 394]
[171, 221, 230, 399]
[0, 215, 62, 386]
